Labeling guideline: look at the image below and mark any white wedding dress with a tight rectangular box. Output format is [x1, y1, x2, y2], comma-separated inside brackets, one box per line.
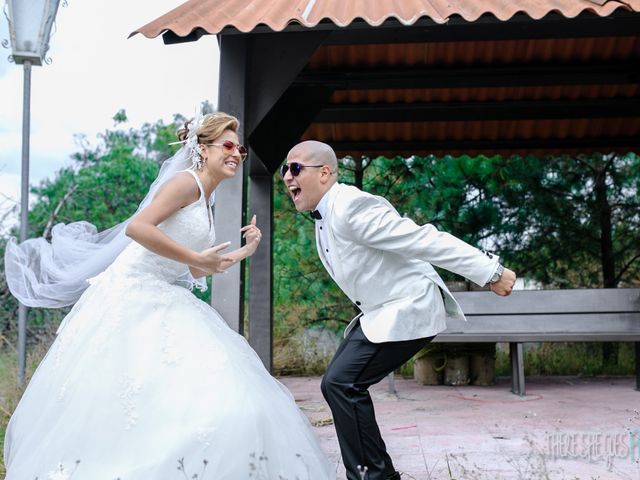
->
[4, 171, 335, 480]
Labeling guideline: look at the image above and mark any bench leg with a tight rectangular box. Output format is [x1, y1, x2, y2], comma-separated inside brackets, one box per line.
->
[387, 372, 396, 394]
[510, 342, 526, 396]
[636, 342, 640, 392]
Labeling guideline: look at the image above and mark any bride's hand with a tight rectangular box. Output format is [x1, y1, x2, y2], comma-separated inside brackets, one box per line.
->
[197, 242, 234, 273]
[241, 215, 261, 256]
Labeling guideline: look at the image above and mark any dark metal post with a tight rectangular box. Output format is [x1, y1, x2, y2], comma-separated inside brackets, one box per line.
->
[635, 341, 639, 391]
[510, 342, 525, 396]
[212, 36, 247, 333]
[248, 172, 273, 370]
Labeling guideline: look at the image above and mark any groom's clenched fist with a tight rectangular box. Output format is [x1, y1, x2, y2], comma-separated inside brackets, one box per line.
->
[490, 267, 517, 296]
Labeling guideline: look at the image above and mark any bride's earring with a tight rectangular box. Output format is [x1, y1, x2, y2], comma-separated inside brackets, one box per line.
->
[195, 146, 206, 171]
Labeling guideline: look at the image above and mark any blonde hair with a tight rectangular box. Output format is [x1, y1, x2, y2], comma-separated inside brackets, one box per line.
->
[177, 111, 239, 144]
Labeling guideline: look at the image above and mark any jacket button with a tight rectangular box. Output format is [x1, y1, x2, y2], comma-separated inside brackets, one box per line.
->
[355, 301, 361, 306]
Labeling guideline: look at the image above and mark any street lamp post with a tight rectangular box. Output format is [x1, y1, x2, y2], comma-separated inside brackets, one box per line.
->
[4, 0, 61, 385]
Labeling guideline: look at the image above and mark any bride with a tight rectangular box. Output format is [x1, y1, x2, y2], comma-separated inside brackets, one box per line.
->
[3, 111, 335, 479]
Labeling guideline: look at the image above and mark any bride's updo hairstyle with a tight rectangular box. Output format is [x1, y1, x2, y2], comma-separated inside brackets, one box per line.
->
[177, 111, 240, 144]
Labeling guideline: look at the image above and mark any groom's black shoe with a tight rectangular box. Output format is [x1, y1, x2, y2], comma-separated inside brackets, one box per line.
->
[386, 472, 401, 480]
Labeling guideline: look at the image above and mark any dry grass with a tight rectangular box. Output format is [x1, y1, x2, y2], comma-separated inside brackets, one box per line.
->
[0, 340, 53, 476]
[272, 304, 338, 376]
[273, 334, 333, 376]
[495, 342, 636, 377]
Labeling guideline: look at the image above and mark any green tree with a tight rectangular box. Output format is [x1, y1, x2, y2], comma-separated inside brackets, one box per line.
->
[493, 153, 640, 289]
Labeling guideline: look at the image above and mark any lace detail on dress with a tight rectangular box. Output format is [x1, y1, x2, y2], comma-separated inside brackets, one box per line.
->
[197, 428, 213, 448]
[119, 376, 142, 430]
[161, 318, 182, 366]
[57, 380, 69, 402]
[46, 461, 80, 480]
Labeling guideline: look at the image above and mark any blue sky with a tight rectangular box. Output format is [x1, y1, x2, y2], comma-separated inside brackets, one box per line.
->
[0, 1, 220, 230]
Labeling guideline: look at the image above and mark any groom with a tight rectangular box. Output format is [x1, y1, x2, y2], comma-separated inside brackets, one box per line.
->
[281, 141, 516, 480]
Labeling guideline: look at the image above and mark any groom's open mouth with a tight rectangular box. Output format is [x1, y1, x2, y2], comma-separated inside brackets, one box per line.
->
[288, 186, 302, 202]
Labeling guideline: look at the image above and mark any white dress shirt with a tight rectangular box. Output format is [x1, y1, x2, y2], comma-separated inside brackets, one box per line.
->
[313, 183, 338, 274]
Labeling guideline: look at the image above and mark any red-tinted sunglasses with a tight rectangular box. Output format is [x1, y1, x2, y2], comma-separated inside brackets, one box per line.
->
[206, 140, 248, 160]
[280, 162, 325, 177]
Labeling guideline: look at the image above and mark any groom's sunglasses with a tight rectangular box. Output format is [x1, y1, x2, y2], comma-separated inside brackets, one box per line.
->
[280, 162, 325, 177]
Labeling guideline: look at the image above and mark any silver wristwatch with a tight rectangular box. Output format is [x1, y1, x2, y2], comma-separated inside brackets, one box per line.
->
[489, 264, 504, 284]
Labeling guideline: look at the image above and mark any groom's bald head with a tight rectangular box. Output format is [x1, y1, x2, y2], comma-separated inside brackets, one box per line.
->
[283, 141, 338, 212]
[287, 141, 338, 173]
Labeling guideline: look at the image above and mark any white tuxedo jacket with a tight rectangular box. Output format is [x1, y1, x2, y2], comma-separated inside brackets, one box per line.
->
[315, 183, 499, 343]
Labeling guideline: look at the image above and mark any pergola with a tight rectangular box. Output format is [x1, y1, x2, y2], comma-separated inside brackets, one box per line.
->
[132, 0, 640, 370]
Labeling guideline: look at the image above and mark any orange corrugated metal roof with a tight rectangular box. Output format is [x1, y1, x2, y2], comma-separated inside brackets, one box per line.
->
[131, 0, 640, 39]
[130, 1, 640, 158]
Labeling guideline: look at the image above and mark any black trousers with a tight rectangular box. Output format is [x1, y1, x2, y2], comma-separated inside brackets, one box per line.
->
[321, 322, 434, 480]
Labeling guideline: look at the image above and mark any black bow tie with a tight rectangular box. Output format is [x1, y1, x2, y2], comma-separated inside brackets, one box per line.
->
[310, 210, 322, 220]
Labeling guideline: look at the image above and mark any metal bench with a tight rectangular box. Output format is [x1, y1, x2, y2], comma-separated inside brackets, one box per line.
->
[433, 288, 640, 396]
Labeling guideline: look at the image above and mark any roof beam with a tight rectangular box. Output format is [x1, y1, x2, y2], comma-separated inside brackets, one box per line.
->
[314, 98, 640, 122]
[249, 86, 335, 175]
[295, 62, 640, 90]
[246, 31, 330, 136]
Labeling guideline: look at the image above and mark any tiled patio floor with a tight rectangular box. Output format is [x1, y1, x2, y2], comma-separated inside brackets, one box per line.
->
[280, 375, 640, 480]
